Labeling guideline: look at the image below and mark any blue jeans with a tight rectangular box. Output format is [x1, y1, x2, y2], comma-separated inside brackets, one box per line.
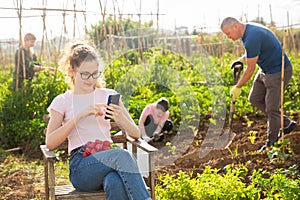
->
[69, 147, 151, 200]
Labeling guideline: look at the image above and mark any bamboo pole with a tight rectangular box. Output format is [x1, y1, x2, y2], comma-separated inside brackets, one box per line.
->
[73, 0, 77, 38]
[15, 0, 23, 91]
[288, 26, 297, 69]
[99, 0, 107, 57]
[280, 29, 287, 143]
[115, 1, 127, 51]
[41, 0, 47, 58]
[155, 0, 159, 46]
[59, 10, 67, 53]
[83, 0, 87, 36]
[137, 0, 142, 62]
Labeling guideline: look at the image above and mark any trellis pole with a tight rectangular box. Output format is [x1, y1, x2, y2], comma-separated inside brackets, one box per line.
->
[58, 2, 68, 54]
[73, 0, 77, 38]
[280, 29, 287, 144]
[15, 0, 23, 91]
[41, 0, 48, 59]
[99, 0, 108, 54]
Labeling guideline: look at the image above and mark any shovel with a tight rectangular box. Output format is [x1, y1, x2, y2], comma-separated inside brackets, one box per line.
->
[214, 98, 236, 149]
[215, 61, 243, 149]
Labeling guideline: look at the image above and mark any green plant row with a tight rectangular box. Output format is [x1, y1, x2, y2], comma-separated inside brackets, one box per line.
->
[0, 64, 68, 148]
[155, 166, 300, 200]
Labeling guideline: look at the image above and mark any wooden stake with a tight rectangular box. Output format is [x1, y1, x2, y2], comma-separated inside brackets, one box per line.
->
[281, 29, 287, 142]
[16, 0, 23, 91]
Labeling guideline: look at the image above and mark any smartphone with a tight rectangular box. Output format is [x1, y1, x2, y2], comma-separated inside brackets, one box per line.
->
[105, 93, 121, 119]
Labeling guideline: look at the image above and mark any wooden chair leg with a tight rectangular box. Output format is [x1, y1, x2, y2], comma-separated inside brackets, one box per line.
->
[48, 159, 55, 200]
[132, 143, 137, 158]
[44, 157, 49, 200]
[149, 152, 155, 199]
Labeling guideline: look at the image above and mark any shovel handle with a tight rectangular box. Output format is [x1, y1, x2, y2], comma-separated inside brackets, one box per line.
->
[228, 99, 235, 128]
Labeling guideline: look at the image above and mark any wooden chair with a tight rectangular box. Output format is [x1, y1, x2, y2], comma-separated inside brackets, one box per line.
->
[40, 120, 158, 200]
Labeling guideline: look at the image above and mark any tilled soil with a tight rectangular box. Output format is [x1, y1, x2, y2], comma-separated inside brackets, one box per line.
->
[150, 114, 300, 184]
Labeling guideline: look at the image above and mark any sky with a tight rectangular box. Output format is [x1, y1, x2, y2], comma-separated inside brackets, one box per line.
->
[0, 0, 300, 41]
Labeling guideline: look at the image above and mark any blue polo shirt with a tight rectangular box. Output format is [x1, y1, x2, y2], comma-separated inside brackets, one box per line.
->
[241, 23, 291, 74]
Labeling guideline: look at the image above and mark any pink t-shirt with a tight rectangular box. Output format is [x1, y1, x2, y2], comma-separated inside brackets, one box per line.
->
[47, 88, 117, 153]
[140, 103, 169, 127]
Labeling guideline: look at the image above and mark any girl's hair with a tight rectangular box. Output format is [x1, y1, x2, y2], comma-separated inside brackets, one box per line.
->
[156, 97, 169, 112]
[59, 39, 104, 89]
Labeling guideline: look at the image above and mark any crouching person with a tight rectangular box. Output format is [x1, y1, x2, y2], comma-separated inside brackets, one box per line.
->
[139, 97, 173, 142]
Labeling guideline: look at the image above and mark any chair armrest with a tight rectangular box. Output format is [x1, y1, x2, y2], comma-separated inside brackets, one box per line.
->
[111, 131, 127, 143]
[40, 144, 57, 200]
[126, 136, 158, 153]
[126, 135, 157, 199]
[40, 144, 57, 160]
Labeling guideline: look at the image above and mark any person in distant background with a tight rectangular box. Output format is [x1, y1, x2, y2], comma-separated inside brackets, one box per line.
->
[13, 33, 54, 90]
[139, 97, 173, 142]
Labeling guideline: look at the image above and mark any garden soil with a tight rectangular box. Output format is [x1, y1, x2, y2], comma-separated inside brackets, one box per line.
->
[1, 114, 300, 199]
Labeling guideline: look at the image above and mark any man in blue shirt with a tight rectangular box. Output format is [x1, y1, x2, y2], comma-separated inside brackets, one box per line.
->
[221, 17, 296, 152]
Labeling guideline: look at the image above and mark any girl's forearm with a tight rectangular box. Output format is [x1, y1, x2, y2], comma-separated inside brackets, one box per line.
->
[46, 115, 80, 150]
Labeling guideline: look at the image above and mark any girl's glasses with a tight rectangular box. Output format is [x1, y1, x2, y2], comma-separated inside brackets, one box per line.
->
[79, 71, 101, 80]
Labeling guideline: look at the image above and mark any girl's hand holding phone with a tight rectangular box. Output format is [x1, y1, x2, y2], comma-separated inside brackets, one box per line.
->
[105, 94, 121, 119]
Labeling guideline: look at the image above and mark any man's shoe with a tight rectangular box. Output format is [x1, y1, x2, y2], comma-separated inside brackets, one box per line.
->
[257, 122, 297, 153]
[278, 121, 297, 138]
[257, 144, 268, 153]
[284, 121, 297, 134]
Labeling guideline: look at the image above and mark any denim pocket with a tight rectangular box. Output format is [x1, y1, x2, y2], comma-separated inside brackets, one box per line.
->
[69, 146, 86, 161]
